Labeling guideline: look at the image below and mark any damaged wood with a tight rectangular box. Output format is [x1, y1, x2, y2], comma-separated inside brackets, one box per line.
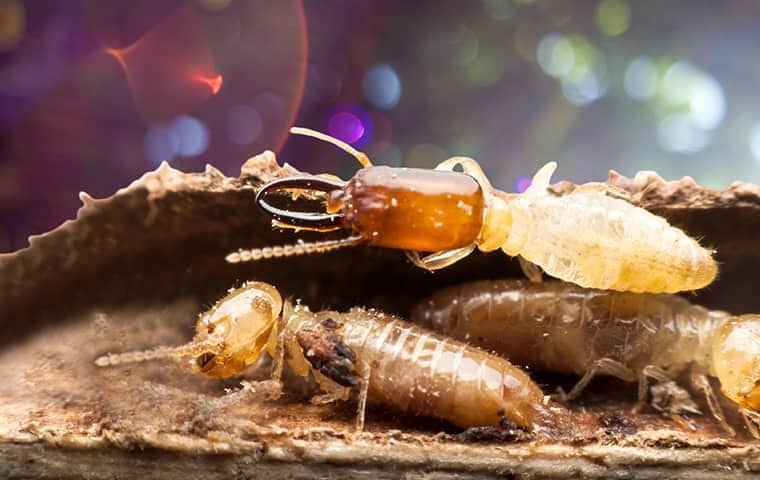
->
[1, 152, 759, 478]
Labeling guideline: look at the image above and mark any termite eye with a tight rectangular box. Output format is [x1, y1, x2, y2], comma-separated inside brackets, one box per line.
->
[196, 352, 216, 370]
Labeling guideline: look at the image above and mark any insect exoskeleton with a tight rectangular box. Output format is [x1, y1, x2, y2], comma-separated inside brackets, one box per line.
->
[94, 281, 284, 379]
[411, 279, 760, 437]
[496, 163, 717, 293]
[228, 127, 717, 293]
[94, 281, 565, 432]
[711, 315, 760, 433]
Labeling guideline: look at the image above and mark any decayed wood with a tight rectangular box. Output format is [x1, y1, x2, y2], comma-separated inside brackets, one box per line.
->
[1, 153, 760, 479]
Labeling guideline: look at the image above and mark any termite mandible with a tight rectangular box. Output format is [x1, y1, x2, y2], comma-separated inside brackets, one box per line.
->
[227, 128, 717, 294]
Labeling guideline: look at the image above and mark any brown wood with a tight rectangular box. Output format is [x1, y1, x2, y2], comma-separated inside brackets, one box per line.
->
[1, 152, 759, 478]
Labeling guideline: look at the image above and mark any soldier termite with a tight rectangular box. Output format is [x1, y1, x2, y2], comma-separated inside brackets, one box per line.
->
[411, 279, 760, 437]
[94, 281, 566, 432]
[226, 127, 717, 294]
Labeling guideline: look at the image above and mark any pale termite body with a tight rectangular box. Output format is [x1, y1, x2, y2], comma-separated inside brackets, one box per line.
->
[412, 279, 760, 437]
[95, 282, 563, 431]
[231, 128, 717, 294]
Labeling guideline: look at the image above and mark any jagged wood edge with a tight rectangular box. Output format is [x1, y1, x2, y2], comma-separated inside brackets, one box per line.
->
[2, 155, 760, 479]
[3, 157, 757, 314]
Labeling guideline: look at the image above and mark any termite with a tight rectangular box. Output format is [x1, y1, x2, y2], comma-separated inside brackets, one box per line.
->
[94, 281, 564, 432]
[226, 127, 717, 294]
[411, 279, 760, 437]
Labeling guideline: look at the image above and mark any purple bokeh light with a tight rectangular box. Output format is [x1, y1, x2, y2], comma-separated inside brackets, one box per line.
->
[327, 111, 365, 144]
[515, 176, 532, 193]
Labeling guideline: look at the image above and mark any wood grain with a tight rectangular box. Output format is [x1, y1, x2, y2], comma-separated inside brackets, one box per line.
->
[2, 152, 759, 478]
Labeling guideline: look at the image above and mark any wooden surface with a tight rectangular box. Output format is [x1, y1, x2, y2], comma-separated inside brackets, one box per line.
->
[1, 153, 760, 479]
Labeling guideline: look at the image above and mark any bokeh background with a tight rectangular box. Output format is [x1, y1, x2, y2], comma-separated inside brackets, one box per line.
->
[1, 0, 759, 253]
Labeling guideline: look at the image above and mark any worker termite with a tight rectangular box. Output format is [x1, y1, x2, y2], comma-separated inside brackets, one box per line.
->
[94, 281, 566, 432]
[226, 127, 717, 294]
[411, 279, 760, 437]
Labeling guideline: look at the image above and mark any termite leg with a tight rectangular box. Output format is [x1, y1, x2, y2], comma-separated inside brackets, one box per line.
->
[649, 381, 703, 418]
[405, 245, 477, 271]
[355, 360, 371, 432]
[518, 256, 544, 283]
[633, 365, 673, 413]
[740, 408, 760, 439]
[310, 370, 352, 404]
[557, 358, 636, 401]
[274, 306, 314, 382]
[270, 316, 290, 383]
[309, 371, 368, 429]
[690, 371, 736, 437]
[434, 156, 494, 191]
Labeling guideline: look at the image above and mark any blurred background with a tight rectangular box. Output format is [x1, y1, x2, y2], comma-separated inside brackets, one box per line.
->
[1, 0, 759, 253]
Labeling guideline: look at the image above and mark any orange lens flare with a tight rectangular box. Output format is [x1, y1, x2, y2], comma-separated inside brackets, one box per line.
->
[101, 5, 222, 122]
[194, 73, 224, 95]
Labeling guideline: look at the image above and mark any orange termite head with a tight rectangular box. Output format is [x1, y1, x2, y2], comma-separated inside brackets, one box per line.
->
[712, 315, 760, 411]
[252, 127, 486, 254]
[95, 282, 283, 379]
[192, 282, 283, 378]
[326, 165, 485, 251]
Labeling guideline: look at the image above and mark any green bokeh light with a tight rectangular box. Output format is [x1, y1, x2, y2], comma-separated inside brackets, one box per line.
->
[595, 0, 631, 37]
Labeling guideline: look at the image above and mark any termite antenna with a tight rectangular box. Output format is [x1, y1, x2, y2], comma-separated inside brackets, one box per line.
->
[290, 126, 373, 168]
[225, 236, 364, 264]
[94, 337, 221, 367]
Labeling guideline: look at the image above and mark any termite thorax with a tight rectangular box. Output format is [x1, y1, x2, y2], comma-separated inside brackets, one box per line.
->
[327, 166, 485, 251]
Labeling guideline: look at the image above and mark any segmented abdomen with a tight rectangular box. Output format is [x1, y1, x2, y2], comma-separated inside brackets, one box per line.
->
[501, 193, 717, 293]
[411, 280, 728, 375]
[328, 309, 553, 429]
